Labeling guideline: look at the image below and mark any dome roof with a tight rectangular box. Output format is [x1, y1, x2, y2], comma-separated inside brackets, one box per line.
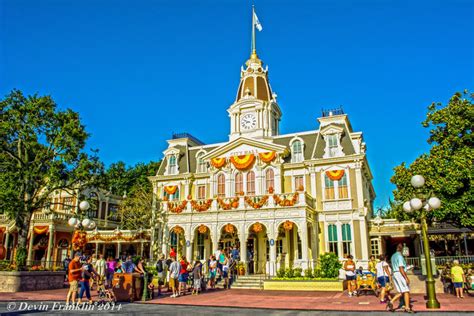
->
[235, 53, 273, 103]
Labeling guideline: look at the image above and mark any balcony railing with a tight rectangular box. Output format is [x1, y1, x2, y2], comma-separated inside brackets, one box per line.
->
[31, 211, 119, 228]
[163, 192, 314, 214]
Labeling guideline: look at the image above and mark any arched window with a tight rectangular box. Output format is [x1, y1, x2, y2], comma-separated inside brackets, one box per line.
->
[265, 168, 274, 193]
[291, 140, 303, 163]
[246, 171, 255, 195]
[217, 174, 226, 198]
[235, 172, 243, 195]
[196, 153, 207, 173]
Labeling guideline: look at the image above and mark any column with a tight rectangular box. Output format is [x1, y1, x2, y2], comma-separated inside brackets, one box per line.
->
[311, 223, 319, 266]
[310, 169, 317, 198]
[359, 219, 369, 260]
[185, 227, 193, 261]
[27, 227, 35, 263]
[239, 228, 248, 263]
[95, 243, 99, 256]
[336, 222, 343, 259]
[162, 226, 169, 256]
[117, 243, 122, 259]
[269, 228, 277, 276]
[46, 224, 54, 268]
[4, 231, 10, 261]
[299, 223, 309, 271]
[211, 226, 219, 254]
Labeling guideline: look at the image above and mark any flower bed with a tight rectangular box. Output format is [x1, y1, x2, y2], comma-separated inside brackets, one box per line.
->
[264, 279, 345, 291]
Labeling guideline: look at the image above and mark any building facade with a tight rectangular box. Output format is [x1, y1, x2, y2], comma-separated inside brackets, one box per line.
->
[149, 48, 376, 274]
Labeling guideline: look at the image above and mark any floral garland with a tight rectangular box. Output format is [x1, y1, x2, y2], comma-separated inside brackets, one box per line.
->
[88, 232, 149, 242]
[273, 193, 299, 207]
[224, 223, 235, 234]
[283, 220, 294, 231]
[168, 200, 187, 213]
[252, 222, 263, 233]
[33, 226, 49, 235]
[72, 230, 87, 251]
[230, 154, 255, 170]
[326, 170, 345, 181]
[164, 185, 178, 195]
[173, 226, 184, 234]
[216, 197, 239, 210]
[211, 157, 226, 168]
[198, 225, 208, 234]
[244, 195, 269, 209]
[259, 151, 276, 163]
[190, 199, 213, 212]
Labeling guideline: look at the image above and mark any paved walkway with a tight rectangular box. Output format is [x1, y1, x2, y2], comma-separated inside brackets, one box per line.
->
[1, 288, 473, 313]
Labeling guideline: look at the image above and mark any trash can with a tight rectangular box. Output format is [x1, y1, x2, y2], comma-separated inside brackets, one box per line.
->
[420, 255, 437, 276]
[112, 273, 143, 302]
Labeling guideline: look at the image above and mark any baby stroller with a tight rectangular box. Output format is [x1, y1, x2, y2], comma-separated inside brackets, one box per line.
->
[356, 272, 377, 296]
[97, 276, 116, 304]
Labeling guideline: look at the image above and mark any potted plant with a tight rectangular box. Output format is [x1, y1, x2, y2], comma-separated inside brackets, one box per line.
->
[237, 262, 246, 275]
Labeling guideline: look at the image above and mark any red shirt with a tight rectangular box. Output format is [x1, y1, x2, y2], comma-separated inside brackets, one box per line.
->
[68, 260, 82, 282]
[180, 260, 188, 274]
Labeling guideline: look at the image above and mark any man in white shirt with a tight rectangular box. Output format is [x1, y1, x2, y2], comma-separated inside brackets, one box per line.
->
[168, 257, 180, 298]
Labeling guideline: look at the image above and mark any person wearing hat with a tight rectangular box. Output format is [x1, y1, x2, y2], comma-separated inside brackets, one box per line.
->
[66, 252, 83, 305]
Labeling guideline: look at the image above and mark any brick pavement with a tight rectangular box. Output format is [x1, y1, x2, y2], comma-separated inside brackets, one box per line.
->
[0, 287, 473, 312]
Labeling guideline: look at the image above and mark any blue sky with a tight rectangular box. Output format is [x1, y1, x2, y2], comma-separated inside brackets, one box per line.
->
[1, 0, 473, 207]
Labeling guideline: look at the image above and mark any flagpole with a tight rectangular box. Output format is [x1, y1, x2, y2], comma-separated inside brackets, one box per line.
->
[251, 5, 256, 56]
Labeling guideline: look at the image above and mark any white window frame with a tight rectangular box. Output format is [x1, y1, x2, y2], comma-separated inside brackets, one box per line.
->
[322, 169, 351, 201]
[196, 151, 207, 173]
[290, 137, 304, 163]
[167, 154, 179, 175]
[196, 185, 206, 200]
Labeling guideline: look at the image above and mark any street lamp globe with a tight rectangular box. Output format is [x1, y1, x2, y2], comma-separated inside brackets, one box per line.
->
[428, 197, 441, 210]
[410, 198, 423, 210]
[88, 221, 96, 230]
[79, 200, 90, 212]
[68, 217, 78, 226]
[82, 218, 92, 227]
[411, 175, 425, 188]
[403, 201, 413, 212]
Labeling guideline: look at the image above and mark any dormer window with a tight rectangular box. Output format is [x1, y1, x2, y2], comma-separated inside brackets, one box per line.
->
[291, 140, 303, 163]
[168, 155, 178, 174]
[196, 153, 207, 173]
[328, 134, 339, 157]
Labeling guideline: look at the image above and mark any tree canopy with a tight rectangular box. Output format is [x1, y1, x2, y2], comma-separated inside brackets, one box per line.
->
[0, 90, 103, 267]
[391, 91, 473, 227]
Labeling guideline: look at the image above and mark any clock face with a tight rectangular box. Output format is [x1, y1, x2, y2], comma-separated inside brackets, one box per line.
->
[240, 113, 256, 130]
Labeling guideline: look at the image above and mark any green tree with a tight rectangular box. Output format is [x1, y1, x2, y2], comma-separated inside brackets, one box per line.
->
[105, 161, 160, 196]
[118, 184, 153, 230]
[0, 90, 103, 268]
[391, 91, 473, 227]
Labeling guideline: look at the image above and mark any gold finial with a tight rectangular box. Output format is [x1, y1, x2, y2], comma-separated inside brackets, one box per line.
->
[250, 49, 258, 60]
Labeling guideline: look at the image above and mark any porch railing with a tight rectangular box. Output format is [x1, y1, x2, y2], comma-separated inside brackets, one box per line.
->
[406, 255, 474, 269]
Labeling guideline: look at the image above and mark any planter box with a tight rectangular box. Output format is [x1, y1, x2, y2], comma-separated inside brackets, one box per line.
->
[0, 271, 66, 292]
[264, 279, 345, 291]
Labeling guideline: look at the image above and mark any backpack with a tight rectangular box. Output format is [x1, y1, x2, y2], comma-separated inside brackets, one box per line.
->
[156, 260, 164, 273]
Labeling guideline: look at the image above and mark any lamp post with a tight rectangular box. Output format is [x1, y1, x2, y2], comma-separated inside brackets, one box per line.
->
[68, 200, 97, 231]
[402, 175, 441, 309]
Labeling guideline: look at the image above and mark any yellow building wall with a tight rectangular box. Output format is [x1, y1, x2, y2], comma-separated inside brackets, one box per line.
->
[284, 176, 292, 193]
[318, 222, 325, 254]
[349, 169, 358, 206]
[353, 220, 362, 259]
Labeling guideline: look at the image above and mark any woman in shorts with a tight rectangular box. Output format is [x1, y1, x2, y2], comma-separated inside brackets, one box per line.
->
[344, 255, 357, 297]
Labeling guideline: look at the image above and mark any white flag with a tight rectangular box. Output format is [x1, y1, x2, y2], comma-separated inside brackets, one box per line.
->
[253, 11, 263, 31]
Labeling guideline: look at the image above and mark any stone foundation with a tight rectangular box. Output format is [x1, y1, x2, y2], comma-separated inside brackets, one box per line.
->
[0, 271, 66, 292]
[264, 280, 345, 291]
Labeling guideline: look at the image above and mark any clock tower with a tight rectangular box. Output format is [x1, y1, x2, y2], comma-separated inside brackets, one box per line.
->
[228, 48, 281, 141]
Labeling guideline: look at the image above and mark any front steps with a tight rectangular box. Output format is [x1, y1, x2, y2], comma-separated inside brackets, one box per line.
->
[231, 274, 266, 290]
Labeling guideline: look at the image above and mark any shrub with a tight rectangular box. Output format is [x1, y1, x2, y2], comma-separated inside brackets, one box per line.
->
[318, 253, 342, 279]
[313, 267, 321, 278]
[304, 268, 313, 278]
[284, 268, 294, 278]
[294, 267, 302, 278]
[277, 267, 286, 278]
[147, 266, 158, 276]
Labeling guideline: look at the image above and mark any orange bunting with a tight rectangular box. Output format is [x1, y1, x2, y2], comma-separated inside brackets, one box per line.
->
[224, 224, 235, 234]
[33, 226, 49, 235]
[168, 200, 187, 214]
[72, 230, 87, 251]
[173, 226, 184, 234]
[326, 170, 345, 181]
[164, 185, 178, 195]
[211, 157, 226, 168]
[283, 220, 294, 231]
[259, 152, 276, 163]
[252, 222, 263, 233]
[230, 154, 255, 170]
[198, 225, 208, 234]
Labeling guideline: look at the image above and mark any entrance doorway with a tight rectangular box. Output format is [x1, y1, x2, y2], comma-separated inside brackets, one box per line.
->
[247, 238, 255, 274]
